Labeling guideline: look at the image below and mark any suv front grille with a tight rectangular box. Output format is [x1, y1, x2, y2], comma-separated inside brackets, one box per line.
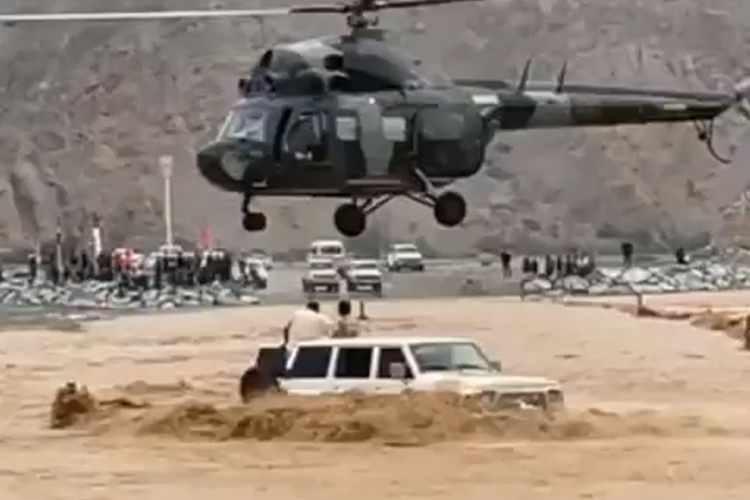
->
[496, 392, 547, 408]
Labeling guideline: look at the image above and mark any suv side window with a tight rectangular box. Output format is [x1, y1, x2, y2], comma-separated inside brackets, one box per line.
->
[335, 347, 373, 378]
[289, 346, 332, 378]
[377, 347, 413, 379]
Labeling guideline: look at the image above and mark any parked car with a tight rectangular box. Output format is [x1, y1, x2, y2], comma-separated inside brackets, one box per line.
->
[248, 249, 274, 270]
[306, 239, 346, 266]
[386, 243, 425, 272]
[244, 257, 269, 289]
[301, 258, 340, 293]
[346, 258, 383, 295]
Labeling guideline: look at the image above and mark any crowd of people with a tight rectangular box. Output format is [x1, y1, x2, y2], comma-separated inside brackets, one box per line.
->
[520, 253, 597, 279]
[14, 245, 266, 290]
[496, 250, 597, 279]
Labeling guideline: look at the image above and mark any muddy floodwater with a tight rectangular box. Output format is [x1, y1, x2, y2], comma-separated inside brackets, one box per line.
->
[3, 293, 750, 499]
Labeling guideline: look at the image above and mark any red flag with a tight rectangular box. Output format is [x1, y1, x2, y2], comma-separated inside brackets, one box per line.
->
[200, 227, 212, 249]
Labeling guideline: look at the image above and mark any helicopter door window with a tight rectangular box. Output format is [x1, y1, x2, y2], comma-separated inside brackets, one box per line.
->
[284, 111, 328, 161]
[335, 116, 358, 141]
[382, 116, 406, 142]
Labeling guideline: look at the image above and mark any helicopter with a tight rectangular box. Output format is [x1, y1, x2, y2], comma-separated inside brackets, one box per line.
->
[2, 0, 750, 238]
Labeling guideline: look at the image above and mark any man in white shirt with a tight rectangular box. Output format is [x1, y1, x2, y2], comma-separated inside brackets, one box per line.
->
[284, 300, 334, 341]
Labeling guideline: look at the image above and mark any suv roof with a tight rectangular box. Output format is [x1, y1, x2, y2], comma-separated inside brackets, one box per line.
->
[310, 239, 344, 247]
[295, 336, 474, 348]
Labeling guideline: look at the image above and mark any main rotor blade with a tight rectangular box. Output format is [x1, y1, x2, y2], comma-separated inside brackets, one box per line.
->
[0, 0, 484, 23]
[367, 0, 484, 11]
[0, 7, 343, 23]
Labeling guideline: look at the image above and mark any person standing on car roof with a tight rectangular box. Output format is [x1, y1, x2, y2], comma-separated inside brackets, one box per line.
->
[331, 299, 365, 338]
[283, 299, 333, 341]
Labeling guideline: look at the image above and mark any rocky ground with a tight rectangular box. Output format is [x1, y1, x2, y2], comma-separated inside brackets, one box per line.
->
[524, 259, 750, 296]
[0, 272, 260, 311]
[1, 0, 750, 255]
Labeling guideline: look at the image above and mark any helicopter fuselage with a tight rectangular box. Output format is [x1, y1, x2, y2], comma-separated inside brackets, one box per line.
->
[195, 27, 747, 238]
[196, 87, 489, 198]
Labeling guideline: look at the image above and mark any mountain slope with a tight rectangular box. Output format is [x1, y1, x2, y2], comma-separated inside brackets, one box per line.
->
[0, 0, 749, 255]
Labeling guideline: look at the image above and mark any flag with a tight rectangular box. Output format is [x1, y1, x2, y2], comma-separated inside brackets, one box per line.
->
[200, 227, 212, 249]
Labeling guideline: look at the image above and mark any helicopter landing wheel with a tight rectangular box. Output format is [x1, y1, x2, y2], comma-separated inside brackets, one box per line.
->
[242, 212, 267, 232]
[434, 191, 467, 227]
[334, 203, 366, 237]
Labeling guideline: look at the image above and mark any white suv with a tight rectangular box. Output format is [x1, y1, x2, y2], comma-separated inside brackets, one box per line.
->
[301, 258, 340, 293]
[240, 336, 564, 412]
[346, 259, 383, 295]
[386, 243, 425, 272]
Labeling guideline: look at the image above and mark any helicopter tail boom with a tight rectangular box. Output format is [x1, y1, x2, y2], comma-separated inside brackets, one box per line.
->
[472, 78, 750, 130]
[466, 73, 750, 163]
[481, 91, 733, 130]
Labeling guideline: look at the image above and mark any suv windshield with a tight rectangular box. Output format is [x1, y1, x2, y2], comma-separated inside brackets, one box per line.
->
[318, 245, 343, 255]
[353, 261, 378, 270]
[410, 342, 493, 372]
[310, 261, 334, 270]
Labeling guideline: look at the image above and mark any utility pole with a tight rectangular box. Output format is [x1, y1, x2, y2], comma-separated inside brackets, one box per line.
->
[91, 212, 102, 276]
[159, 155, 174, 246]
[55, 224, 63, 286]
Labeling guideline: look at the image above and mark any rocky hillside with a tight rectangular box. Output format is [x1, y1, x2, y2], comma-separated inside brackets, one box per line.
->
[1, 0, 749, 257]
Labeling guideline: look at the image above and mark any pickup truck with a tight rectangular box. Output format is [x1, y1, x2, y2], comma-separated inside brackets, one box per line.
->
[239, 335, 565, 413]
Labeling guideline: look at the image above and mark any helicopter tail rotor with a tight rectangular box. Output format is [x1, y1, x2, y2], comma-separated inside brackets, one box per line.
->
[687, 76, 750, 164]
[733, 77, 750, 121]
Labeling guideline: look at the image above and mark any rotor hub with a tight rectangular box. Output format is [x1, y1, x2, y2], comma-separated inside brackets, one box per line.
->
[346, 12, 378, 29]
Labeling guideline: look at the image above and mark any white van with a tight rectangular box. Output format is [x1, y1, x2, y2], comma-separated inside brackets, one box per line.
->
[306, 239, 346, 265]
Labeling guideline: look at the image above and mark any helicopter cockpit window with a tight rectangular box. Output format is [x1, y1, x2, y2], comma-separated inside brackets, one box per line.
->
[218, 108, 267, 142]
[285, 111, 328, 160]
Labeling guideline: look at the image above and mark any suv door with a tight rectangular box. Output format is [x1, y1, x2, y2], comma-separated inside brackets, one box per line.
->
[283, 346, 333, 394]
[372, 346, 415, 393]
[330, 346, 376, 393]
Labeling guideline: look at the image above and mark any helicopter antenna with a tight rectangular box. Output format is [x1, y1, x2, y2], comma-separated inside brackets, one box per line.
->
[0, 0, 485, 34]
[555, 61, 567, 93]
[515, 59, 532, 94]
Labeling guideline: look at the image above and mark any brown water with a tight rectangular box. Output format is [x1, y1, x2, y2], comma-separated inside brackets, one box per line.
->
[4, 294, 750, 499]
